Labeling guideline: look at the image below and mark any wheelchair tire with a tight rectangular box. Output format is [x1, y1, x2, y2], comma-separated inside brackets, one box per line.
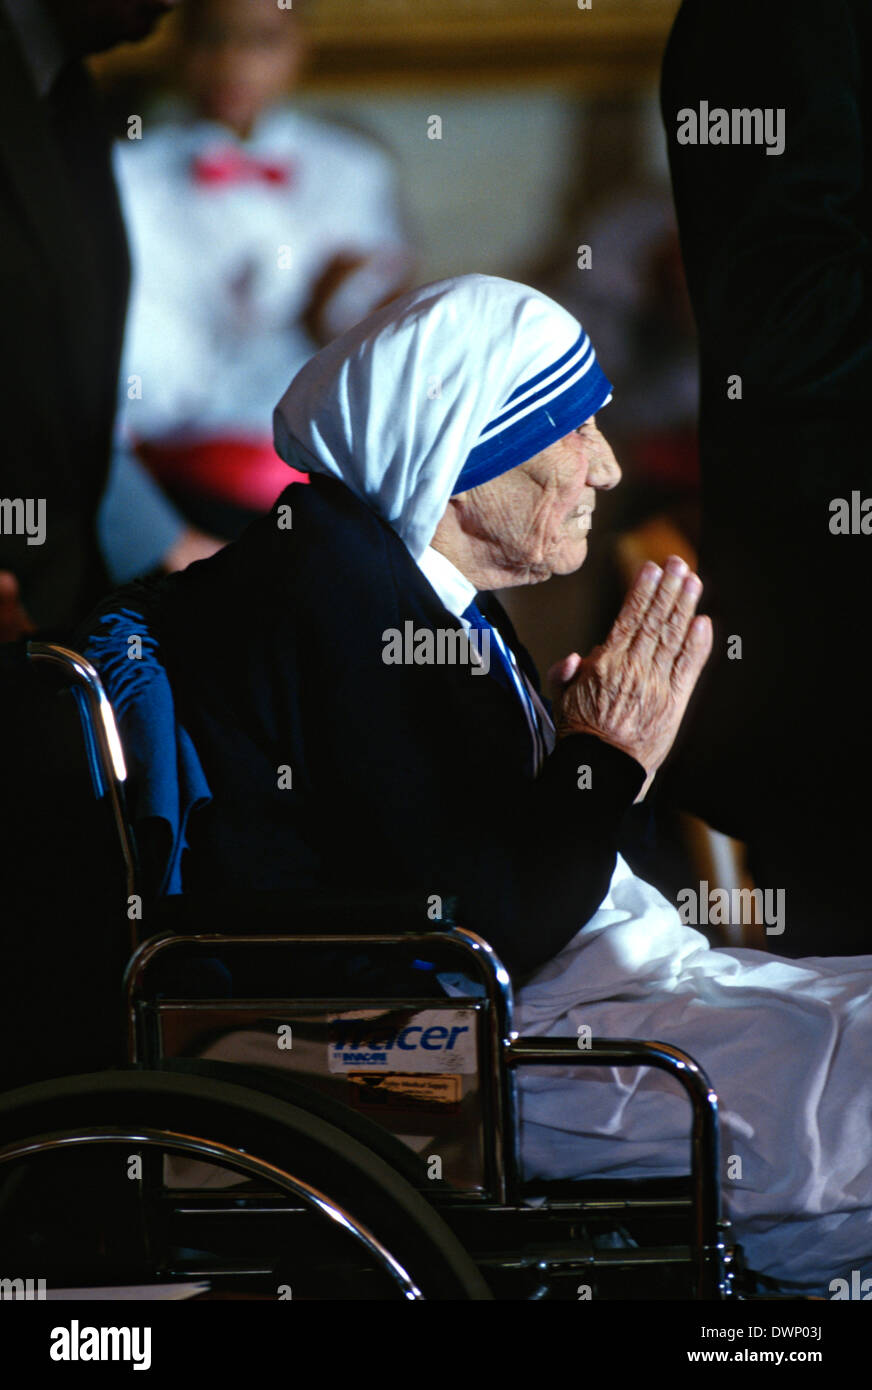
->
[0, 1068, 492, 1300]
[156, 1056, 434, 1189]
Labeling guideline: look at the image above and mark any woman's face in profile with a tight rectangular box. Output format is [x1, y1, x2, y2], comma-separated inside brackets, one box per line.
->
[463, 418, 622, 586]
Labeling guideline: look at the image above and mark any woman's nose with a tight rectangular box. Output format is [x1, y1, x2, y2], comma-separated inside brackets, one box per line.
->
[588, 431, 622, 491]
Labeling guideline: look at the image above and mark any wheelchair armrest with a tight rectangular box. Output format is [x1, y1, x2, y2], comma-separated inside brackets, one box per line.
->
[508, 1036, 725, 1299]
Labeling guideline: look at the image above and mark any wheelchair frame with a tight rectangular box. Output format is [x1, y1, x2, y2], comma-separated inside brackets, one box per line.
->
[0, 640, 735, 1300]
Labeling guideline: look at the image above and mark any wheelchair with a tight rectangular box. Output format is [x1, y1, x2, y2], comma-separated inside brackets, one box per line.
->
[0, 639, 740, 1301]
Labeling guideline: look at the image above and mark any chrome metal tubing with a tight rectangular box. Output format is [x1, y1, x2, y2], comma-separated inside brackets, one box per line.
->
[0, 1126, 424, 1300]
[506, 1036, 727, 1300]
[125, 923, 519, 1202]
[26, 641, 138, 946]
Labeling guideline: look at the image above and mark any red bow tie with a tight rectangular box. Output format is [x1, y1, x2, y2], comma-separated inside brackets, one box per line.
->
[192, 149, 294, 188]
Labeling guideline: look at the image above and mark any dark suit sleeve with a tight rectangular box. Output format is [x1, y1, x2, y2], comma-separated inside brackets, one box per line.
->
[661, 0, 871, 403]
[296, 522, 645, 979]
[471, 734, 646, 977]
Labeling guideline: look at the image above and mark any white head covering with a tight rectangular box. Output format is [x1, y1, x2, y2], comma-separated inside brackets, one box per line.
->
[273, 273, 612, 560]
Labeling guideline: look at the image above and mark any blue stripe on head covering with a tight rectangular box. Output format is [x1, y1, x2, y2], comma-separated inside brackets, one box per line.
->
[273, 274, 611, 558]
[451, 328, 613, 494]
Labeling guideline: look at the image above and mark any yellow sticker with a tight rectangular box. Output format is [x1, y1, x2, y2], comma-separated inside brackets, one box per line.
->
[347, 1072, 462, 1114]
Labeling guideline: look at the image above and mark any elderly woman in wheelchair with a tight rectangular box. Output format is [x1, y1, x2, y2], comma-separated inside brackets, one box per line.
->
[4, 275, 872, 1301]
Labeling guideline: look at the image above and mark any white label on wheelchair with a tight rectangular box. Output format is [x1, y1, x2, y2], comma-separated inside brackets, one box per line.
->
[327, 1008, 477, 1074]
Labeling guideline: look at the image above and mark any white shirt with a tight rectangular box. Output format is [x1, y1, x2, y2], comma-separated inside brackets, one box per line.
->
[114, 103, 410, 441]
[417, 544, 477, 620]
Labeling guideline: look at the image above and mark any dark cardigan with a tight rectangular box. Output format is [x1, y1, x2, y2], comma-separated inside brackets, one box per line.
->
[124, 475, 644, 979]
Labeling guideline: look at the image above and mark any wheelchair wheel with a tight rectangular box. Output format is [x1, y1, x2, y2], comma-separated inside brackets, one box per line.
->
[157, 1055, 435, 1189]
[0, 1068, 492, 1300]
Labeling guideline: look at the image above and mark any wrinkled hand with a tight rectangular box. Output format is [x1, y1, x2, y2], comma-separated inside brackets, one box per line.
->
[0, 571, 35, 643]
[549, 556, 713, 800]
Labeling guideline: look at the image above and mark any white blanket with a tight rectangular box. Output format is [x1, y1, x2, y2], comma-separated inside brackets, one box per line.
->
[515, 854, 872, 1292]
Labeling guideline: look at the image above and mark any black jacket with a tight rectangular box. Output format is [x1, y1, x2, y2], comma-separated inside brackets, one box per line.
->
[146, 476, 645, 979]
[660, 0, 872, 832]
[0, 15, 128, 630]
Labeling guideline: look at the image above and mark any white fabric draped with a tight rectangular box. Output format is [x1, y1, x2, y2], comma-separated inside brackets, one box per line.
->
[516, 855, 872, 1291]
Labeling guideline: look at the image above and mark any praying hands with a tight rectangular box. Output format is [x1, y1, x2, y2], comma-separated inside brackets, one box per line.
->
[549, 555, 713, 799]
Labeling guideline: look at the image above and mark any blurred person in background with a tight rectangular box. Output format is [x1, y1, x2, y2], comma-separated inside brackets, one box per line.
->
[0, 0, 199, 642]
[662, 0, 872, 955]
[0, 0, 210, 1105]
[114, 0, 413, 544]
